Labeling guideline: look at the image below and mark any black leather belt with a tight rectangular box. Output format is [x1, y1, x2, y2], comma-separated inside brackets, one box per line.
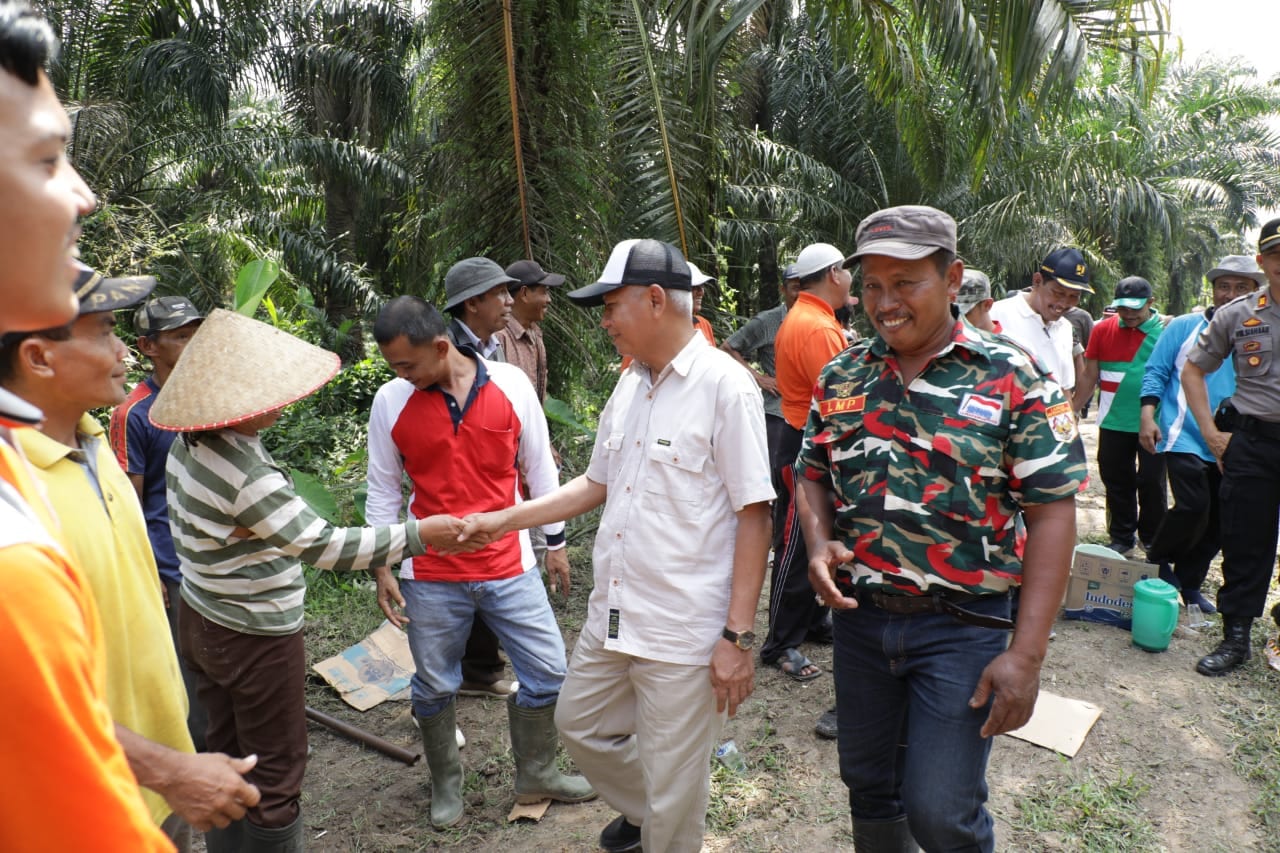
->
[854, 588, 1014, 631]
[1236, 414, 1280, 441]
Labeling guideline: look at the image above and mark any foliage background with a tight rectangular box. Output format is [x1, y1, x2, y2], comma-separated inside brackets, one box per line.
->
[54, 0, 1280, 481]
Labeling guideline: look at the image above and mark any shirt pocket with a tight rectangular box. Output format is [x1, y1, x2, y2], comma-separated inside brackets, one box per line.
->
[641, 442, 708, 519]
[1234, 336, 1272, 378]
[924, 424, 1006, 524]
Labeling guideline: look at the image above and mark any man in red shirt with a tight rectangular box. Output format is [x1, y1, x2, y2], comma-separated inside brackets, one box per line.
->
[765, 243, 852, 687]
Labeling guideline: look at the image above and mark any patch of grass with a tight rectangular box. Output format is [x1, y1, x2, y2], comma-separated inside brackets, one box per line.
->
[303, 568, 385, 666]
[1009, 764, 1158, 851]
[1218, 619, 1280, 833]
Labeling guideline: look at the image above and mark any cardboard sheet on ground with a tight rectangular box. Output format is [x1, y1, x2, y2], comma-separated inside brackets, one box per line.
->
[1005, 690, 1102, 757]
[507, 799, 551, 822]
[312, 620, 413, 711]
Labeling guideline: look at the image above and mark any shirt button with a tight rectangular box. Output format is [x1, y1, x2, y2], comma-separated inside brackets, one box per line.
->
[615, 532, 622, 539]
[625, 486, 631, 493]
[635, 440, 641, 446]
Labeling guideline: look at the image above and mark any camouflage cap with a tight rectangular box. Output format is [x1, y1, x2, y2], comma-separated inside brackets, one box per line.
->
[955, 269, 992, 312]
[135, 295, 203, 336]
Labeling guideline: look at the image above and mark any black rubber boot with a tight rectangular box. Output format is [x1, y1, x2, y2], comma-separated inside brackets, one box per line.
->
[507, 695, 596, 804]
[416, 699, 464, 827]
[243, 815, 304, 853]
[1196, 616, 1253, 677]
[852, 815, 920, 852]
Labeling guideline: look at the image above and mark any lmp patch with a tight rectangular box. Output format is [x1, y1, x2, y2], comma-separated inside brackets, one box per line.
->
[959, 393, 1003, 426]
[819, 394, 867, 417]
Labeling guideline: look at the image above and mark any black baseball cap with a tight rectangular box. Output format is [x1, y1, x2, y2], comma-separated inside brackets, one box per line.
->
[74, 262, 156, 315]
[1259, 218, 1280, 255]
[568, 239, 691, 307]
[135, 296, 204, 336]
[1039, 248, 1094, 293]
[506, 259, 566, 289]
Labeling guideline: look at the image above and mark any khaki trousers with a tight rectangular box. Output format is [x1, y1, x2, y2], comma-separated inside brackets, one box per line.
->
[554, 628, 724, 853]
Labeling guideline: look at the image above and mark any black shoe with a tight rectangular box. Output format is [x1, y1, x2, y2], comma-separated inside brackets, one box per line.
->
[1196, 617, 1252, 677]
[599, 814, 642, 852]
[1105, 541, 1135, 557]
[814, 708, 838, 740]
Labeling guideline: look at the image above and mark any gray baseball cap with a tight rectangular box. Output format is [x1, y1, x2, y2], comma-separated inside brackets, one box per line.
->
[135, 295, 203, 336]
[846, 205, 957, 263]
[1206, 254, 1266, 287]
[444, 258, 518, 310]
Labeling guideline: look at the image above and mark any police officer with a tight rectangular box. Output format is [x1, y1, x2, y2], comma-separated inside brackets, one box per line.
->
[1182, 218, 1280, 676]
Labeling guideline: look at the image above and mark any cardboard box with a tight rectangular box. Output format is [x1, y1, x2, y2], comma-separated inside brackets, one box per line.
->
[1061, 549, 1158, 629]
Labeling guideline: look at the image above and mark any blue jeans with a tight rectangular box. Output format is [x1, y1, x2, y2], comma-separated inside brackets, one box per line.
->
[833, 595, 1011, 852]
[401, 571, 568, 718]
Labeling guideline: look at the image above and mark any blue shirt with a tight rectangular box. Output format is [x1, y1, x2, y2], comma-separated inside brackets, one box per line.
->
[109, 375, 181, 583]
[1140, 311, 1235, 463]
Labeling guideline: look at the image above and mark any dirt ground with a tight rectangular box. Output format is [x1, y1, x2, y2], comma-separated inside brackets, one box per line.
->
[295, 417, 1277, 852]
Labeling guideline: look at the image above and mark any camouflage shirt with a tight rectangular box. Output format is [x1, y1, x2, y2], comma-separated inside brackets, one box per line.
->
[797, 319, 1088, 595]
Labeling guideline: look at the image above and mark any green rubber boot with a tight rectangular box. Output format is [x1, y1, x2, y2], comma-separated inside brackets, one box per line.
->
[242, 815, 304, 853]
[507, 696, 596, 804]
[416, 700, 465, 827]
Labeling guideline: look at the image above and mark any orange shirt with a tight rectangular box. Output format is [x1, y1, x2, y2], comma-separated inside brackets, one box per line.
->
[775, 291, 847, 429]
[0, 438, 171, 852]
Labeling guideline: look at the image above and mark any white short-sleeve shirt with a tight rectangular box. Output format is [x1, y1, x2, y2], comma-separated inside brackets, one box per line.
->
[584, 335, 775, 665]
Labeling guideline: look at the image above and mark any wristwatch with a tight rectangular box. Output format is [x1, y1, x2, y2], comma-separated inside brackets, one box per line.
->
[722, 626, 756, 651]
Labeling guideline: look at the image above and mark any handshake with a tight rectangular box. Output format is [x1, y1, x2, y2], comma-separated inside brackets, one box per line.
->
[417, 511, 512, 554]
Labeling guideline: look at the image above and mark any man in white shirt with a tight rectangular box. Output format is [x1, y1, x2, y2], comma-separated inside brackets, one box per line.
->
[460, 239, 774, 853]
[989, 248, 1094, 393]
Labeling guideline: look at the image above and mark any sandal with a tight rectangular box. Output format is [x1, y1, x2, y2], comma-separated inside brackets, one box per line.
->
[769, 647, 821, 682]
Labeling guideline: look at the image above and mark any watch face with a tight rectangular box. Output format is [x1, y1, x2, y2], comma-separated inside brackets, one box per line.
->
[737, 630, 756, 649]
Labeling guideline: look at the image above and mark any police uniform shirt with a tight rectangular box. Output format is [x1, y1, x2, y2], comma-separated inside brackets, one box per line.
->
[1186, 288, 1280, 422]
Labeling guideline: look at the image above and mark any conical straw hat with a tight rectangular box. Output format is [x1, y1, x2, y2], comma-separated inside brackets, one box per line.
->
[149, 308, 340, 432]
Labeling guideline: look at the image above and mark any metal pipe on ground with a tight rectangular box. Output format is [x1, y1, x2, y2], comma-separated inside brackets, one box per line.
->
[305, 706, 421, 766]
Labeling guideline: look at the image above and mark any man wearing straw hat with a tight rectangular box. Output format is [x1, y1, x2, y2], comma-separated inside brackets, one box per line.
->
[0, 3, 173, 848]
[150, 309, 483, 851]
[0, 265, 259, 851]
[368, 294, 593, 829]
[443, 256, 520, 698]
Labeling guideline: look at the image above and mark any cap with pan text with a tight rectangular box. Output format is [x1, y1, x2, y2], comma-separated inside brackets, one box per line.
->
[74, 262, 156, 315]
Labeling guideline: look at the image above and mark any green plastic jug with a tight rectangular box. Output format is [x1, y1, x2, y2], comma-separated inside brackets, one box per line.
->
[1131, 578, 1179, 652]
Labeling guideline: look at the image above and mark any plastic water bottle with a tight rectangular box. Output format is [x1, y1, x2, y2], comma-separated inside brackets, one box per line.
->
[715, 739, 747, 773]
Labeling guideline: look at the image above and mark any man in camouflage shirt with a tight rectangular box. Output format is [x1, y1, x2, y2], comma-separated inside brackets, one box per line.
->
[799, 206, 1087, 852]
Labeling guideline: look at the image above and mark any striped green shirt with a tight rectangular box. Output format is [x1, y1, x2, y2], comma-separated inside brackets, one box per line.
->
[167, 431, 424, 636]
